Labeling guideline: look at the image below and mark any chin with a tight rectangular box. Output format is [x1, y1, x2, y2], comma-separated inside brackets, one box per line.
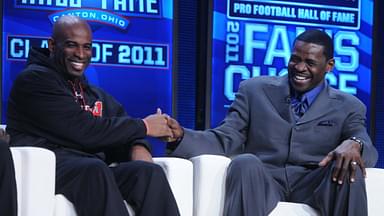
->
[69, 71, 84, 78]
[292, 84, 308, 93]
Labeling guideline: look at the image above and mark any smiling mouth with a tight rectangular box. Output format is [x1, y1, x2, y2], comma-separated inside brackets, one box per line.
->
[293, 74, 311, 81]
[70, 61, 86, 71]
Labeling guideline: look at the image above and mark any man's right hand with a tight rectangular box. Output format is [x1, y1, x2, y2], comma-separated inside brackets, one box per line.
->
[167, 117, 184, 141]
[143, 109, 173, 138]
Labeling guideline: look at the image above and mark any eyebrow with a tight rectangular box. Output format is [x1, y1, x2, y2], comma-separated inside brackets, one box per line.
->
[64, 40, 92, 46]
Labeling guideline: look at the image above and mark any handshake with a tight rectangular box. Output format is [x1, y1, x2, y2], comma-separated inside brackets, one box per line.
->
[142, 108, 183, 142]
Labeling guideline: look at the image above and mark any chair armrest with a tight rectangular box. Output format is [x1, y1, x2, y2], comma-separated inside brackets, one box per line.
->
[190, 154, 231, 216]
[154, 157, 193, 216]
[366, 168, 384, 215]
[269, 202, 318, 216]
[54, 194, 77, 216]
[11, 146, 56, 216]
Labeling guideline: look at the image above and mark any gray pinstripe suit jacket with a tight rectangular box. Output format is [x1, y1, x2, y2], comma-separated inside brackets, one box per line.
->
[171, 75, 378, 168]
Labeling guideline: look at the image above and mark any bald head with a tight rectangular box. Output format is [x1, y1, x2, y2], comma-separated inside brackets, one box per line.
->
[52, 16, 92, 41]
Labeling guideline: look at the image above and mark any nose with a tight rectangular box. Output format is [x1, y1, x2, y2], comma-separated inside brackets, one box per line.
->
[75, 47, 85, 59]
[295, 61, 307, 72]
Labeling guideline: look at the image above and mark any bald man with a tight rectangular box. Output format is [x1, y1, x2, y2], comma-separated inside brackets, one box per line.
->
[7, 16, 179, 216]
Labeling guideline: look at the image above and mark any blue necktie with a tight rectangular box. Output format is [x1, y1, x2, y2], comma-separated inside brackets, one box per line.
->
[292, 96, 308, 117]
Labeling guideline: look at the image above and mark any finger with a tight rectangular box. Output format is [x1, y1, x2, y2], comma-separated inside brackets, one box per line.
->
[169, 118, 178, 128]
[349, 160, 358, 183]
[332, 154, 344, 183]
[162, 136, 177, 143]
[319, 152, 334, 167]
[358, 158, 367, 178]
[164, 125, 173, 137]
[168, 118, 179, 128]
[157, 108, 162, 115]
[167, 117, 174, 127]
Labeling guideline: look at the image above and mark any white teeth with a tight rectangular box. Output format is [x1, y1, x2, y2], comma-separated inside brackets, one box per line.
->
[295, 74, 309, 80]
[71, 62, 84, 70]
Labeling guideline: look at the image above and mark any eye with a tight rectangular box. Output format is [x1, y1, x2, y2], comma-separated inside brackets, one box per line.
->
[83, 44, 92, 50]
[289, 55, 300, 63]
[306, 60, 317, 67]
[65, 42, 77, 48]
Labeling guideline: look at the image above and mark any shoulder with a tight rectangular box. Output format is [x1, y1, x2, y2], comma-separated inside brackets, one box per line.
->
[11, 65, 69, 99]
[15, 64, 59, 85]
[239, 75, 286, 89]
[329, 87, 366, 110]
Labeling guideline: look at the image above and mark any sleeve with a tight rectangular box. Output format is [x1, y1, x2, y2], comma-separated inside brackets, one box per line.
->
[104, 138, 151, 163]
[341, 99, 378, 167]
[103, 93, 152, 153]
[9, 70, 147, 153]
[170, 80, 250, 158]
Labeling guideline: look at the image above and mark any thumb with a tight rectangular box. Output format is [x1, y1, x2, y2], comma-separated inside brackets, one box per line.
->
[156, 108, 162, 115]
[319, 152, 334, 167]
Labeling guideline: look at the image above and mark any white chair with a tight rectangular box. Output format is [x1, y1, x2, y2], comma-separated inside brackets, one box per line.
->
[53, 194, 139, 216]
[154, 157, 194, 216]
[4, 118, 192, 216]
[190, 155, 230, 216]
[190, 154, 384, 216]
[9, 146, 193, 216]
[11, 146, 56, 216]
[366, 168, 384, 215]
[54, 157, 194, 216]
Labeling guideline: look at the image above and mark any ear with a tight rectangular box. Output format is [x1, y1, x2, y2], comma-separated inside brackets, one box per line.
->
[326, 58, 335, 73]
[48, 38, 55, 53]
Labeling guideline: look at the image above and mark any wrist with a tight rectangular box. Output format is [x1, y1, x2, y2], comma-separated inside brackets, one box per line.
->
[349, 136, 364, 154]
[142, 119, 149, 135]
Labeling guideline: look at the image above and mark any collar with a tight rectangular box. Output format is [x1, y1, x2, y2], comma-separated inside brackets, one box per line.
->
[291, 81, 326, 106]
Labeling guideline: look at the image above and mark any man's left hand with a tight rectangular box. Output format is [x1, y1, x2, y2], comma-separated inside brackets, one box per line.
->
[131, 145, 153, 163]
[319, 139, 365, 184]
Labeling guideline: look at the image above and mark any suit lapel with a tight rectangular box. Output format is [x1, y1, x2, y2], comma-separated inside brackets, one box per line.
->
[263, 76, 294, 123]
[297, 86, 340, 125]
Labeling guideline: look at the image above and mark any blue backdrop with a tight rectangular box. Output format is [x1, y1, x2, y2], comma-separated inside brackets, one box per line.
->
[210, 0, 374, 129]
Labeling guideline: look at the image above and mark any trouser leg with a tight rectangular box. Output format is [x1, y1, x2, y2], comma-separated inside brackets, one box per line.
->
[224, 154, 284, 216]
[289, 162, 367, 216]
[55, 150, 129, 216]
[112, 161, 180, 216]
[0, 141, 17, 216]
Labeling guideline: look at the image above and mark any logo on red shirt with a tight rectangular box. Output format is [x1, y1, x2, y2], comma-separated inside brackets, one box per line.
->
[82, 101, 103, 117]
[92, 101, 103, 117]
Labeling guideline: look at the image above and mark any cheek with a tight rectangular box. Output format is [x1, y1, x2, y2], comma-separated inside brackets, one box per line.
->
[54, 51, 65, 63]
[57, 51, 68, 60]
[287, 63, 295, 72]
[85, 51, 92, 59]
[311, 70, 327, 83]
